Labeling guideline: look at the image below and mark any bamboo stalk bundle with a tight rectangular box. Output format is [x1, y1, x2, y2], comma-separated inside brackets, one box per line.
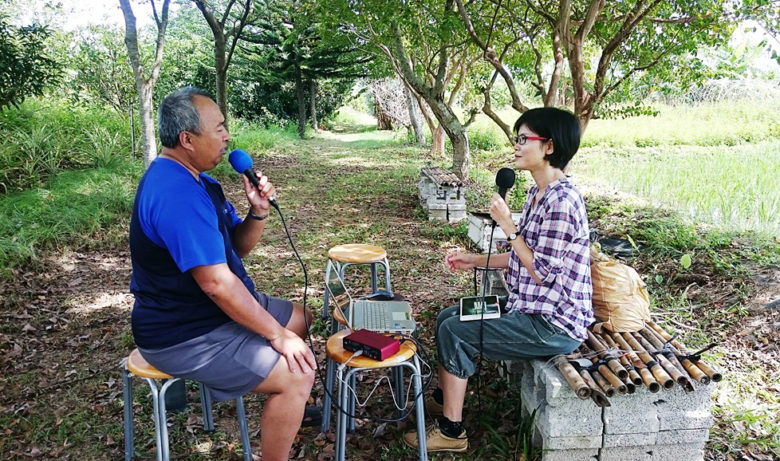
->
[647, 320, 722, 382]
[555, 321, 721, 405]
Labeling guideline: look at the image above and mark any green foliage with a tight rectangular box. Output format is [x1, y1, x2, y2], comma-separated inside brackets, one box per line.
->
[0, 99, 133, 193]
[68, 24, 135, 112]
[0, 14, 62, 109]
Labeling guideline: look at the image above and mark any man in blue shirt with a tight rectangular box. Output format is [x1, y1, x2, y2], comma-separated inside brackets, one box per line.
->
[129, 87, 315, 461]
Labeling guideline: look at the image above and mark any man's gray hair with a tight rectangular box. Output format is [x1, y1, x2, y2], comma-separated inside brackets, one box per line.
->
[158, 87, 213, 148]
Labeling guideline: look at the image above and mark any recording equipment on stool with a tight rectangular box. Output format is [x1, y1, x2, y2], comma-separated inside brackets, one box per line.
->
[228, 149, 279, 210]
[343, 329, 401, 361]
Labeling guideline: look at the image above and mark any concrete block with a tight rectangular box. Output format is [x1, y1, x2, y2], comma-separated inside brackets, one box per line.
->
[651, 441, 705, 461]
[540, 448, 599, 461]
[603, 431, 657, 447]
[599, 445, 654, 461]
[604, 388, 660, 435]
[467, 212, 522, 252]
[656, 428, 710, 445]
[653, 386, 714, 431]
[532, 400, 603, 438]
[603, 442, 705, 461]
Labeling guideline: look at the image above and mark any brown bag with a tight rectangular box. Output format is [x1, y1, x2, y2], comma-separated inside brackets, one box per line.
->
[590, 247, 650, 333]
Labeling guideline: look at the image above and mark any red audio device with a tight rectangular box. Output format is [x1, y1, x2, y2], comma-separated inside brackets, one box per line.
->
[343, 329, 400, 361]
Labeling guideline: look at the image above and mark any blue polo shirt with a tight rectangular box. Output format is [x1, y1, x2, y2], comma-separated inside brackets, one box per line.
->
[129, 158, 254, 349]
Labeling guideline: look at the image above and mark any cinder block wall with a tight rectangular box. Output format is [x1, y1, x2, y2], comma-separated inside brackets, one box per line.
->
[513, 360, 714, 461]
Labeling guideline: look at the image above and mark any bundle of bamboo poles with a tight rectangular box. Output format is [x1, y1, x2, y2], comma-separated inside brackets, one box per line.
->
[552, 320, 722, 407]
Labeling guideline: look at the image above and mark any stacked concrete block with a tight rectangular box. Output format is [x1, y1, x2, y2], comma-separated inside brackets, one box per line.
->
[418, 167, 466, 223]
[467, 212, 523, 252]
[513, 360, 714, 461]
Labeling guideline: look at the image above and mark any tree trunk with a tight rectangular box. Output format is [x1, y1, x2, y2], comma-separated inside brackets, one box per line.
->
[214, 37, 228, 123]
[139, 86, 156, 166]
[295, 61, 306, 139]
[430, 125, 445, 156]
[375, 95, 393, 130]
[119, 0, 170, 168]
[405, 85, 425, 145]
[310, 80, 318, 130]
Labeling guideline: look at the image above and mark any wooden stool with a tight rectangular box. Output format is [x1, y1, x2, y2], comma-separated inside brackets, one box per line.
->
[326, 330, 427, 461]
[321, 244, 392, 321]
[121, 349, 252, 461]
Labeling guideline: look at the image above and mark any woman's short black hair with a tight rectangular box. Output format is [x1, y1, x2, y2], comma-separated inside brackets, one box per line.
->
[513, 107, 581, 170]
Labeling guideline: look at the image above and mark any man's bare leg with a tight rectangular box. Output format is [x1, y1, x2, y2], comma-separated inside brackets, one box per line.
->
[252, 356, 314, 461]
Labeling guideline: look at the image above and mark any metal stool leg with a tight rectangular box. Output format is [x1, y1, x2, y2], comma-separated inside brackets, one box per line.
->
[122, 361, 135, 461]
[409, 358, 427, 460]
[348, 372, 357, 433]
[321, 351, 336, 433]
[335, 367, 350, 461]
[200, 384, 214, 431]
[235, 396, 252, 461]
[141, 377, 165, 461]
[158, 379, 182, 461]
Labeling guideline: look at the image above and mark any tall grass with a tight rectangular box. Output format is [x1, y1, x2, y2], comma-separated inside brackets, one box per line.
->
[575, 141, 780, 235]
[0, 162, 142, 277]
[582, 100, 780, 147]
[0, 99, 134, 193]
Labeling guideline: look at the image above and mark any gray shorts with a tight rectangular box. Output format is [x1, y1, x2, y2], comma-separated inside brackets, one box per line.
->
[435, 305, 581, 379]
[138, 293, 293, 402]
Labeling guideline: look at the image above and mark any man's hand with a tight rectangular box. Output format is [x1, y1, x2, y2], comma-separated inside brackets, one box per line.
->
[242, 169, 276, 215]
[270, 329, 316, 375]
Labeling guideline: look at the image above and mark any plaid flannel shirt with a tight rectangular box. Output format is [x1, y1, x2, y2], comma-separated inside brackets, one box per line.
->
[505, 178, 594, 341]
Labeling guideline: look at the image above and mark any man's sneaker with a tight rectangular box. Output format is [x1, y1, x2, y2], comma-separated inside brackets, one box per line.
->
[425, 397, 443, 416]
[404, 423, 468, 453]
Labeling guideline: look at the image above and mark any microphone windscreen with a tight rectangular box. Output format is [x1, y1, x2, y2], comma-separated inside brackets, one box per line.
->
[229, 149, 253, 173]
[496, 167, 516, 190]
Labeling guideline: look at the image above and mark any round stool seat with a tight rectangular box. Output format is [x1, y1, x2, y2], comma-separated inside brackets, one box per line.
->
[326, 329, 416, 368]
[126, 348, 172, 379]
[333, 304, 349, 326]
[328, 244, 387, 264]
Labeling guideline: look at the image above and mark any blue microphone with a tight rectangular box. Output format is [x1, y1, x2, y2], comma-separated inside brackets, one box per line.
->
[228, 149, 279, 209]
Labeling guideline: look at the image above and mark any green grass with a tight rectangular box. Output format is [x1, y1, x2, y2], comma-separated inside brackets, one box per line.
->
[574, 140, 780, 236]
[0, 160, 142, 277]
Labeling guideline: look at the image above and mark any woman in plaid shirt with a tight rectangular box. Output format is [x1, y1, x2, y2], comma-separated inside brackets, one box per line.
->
[406, 107, 593, 453]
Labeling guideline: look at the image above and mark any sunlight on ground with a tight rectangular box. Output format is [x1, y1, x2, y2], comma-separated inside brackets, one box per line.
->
[64, 291, 133, 314]
[317, 129, 396, 143]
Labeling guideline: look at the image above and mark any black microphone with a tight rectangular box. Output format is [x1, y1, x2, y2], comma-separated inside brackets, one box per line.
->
[228, 149, 279, 210]
[496, 167, 516, 199]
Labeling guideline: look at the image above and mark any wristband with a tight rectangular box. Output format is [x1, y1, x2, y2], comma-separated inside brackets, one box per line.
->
[247, 210, 269, 221]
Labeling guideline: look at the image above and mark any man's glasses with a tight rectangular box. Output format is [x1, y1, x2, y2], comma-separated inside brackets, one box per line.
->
[514, 134, 548, 145]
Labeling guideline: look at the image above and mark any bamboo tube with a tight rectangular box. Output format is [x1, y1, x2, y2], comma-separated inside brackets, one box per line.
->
[621, 332, 675, 389]
[581, 343, 628, 395]
[553, 355, 590, 399]
[632, 332, 691, 391]
[602, 332, 643, 386]
[607, 332, 661, 393]
[634, 331, 696, 393]
[647, 320, 722, 382]
[579, 369, 610, 407]
[622, 375, 637, 394]
[590, 368, 616, 397]
[641, 325, 709, 385]
[587, 330, 629, 380]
